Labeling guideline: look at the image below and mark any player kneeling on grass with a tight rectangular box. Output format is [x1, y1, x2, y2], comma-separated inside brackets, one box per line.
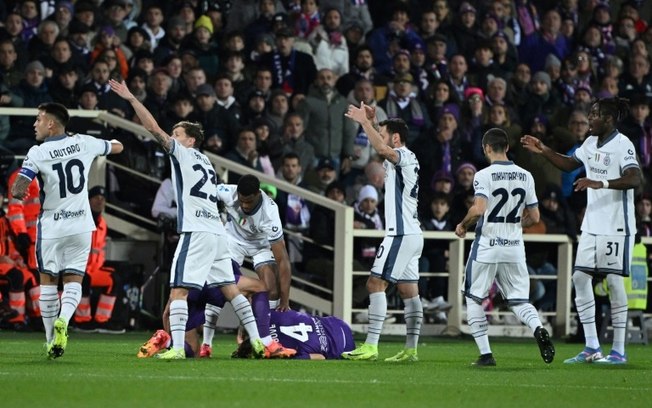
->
[138, 261, 296, 359]
[455, 128, 555, 367]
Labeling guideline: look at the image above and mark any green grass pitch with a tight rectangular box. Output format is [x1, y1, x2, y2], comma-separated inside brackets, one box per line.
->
[1, 331, 651, 408]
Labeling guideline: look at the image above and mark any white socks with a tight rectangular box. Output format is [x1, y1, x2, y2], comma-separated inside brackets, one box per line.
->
[606, 274, 628, 355]
[39, 285, 59, 344]
[169, 299, 188, 350]
[59, 282, 82, 324]
[467, 298, 491, 355]
[403, 296, 423, 349]
[203, 304, 221, 345]
[365, 292, 387, 346]
[231, 294, 260, 341]
[510, 303, 542, 332]
[573, 271, 599, 349]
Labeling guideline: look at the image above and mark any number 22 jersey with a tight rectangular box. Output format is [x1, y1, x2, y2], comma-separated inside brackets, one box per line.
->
[472, 161, 538, 263]
[19, 134, 110, 239]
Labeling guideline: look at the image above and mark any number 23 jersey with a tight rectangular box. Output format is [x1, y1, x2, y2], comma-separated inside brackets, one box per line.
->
[169, 139, 225, 235]
[472, 161, 538, 263]
[19, 134, 110, 239]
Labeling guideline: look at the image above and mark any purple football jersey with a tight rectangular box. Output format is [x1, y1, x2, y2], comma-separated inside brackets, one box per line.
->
[270, 310, 355, 359]
[186, 261, 242, 330]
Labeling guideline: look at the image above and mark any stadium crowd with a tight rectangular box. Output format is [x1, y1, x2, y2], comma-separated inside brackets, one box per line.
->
[1, 0, 652, 331]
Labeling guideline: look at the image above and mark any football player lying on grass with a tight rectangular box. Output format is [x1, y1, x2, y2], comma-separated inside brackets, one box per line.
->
[137, 261, 296, 359]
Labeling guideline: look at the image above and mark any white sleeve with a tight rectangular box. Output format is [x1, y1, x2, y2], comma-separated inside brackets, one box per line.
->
[216, 184, 237, 206]
[620, 139, 640, 173]
[473, 171, 489, 199]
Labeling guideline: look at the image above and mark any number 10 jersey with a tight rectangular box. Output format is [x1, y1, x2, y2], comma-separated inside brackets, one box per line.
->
[19, 134, 110, 239]
[471, 161, 538, 263]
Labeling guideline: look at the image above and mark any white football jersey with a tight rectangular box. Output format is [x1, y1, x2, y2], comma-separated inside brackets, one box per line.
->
[573, 131, 639, 236]
[383, 146, 421, 236]
[471, 161, 538, 263]
[216, 184, 284, 248]
[19, 134, 110, 239]
[169, 139, 224, 234]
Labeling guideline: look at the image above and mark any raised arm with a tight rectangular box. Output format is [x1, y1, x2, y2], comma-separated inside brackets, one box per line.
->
[345, 102, 399, 164]
[520, 135, 581, 172]
[109, 79, 172, 152]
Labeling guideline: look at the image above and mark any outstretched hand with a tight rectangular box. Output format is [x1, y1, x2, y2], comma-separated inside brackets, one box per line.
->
[345, 102, 373, 125]
[520, 135, 545, 154]
[109, 79, 135, 101]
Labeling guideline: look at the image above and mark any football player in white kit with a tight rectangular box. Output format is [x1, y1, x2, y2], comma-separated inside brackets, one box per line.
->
[341, 103, 424, 362]
[216, 174, 292, 311]
[11, 102, 124, 358]
[455, 128, 555, 366]
[522, 98, 641, 365]
[109, 79, 266, 359]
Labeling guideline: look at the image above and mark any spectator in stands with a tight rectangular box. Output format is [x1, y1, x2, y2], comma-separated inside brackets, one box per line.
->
[345, 78, 388, 187]
[492, 31, 518, 75]
[447, 54, 471, 102]
[102, 0, 132, 44]
[335, 45, 388, 99]
[305, 158, 338, 196]
[194, 83, 240, 154]
[366, 3, 421, 78]
[74, 186, 124, 333]
[66, 20, 92, 65]
[90, 27, 129, 78]
[519, 71, 559, 131]
[263, 89, 288, 136]
[214, 74, 243, 130]
[506, 62, 531, 108]
[131, 49, 155, 76]
[418, 191, 453, 323]
[141, 4, 165, 50]
[449, 2, 481, 62]
[88, 58, 131, 118]
[241, 89, 267, 128]
[222, 51, 250, 103]
[550, 110, 589, 198]
[6, 61, 52, 154]
[125, 67, 147, 103]
[262, 27, 317, 96]
[0, 13, 28, 69]
[275, 152, 311, 265]
[412, 103, 468, 210]
[182, 66, 207, 98]
[379, 73, 431, 146]
[153, 17, 187, 66]
[304, 180, 346, 288]
[124, 26, 151, 59]
[352, 184, 384, 269]
[18, 0, 39, 44]
[224, 128, 264, 183]
[184, 15, 219, 83]
[0, 39, 23, 89]
[619, 53, 652, 102]
[296, 68, 356, 173]
[49, 63, 79, 109]
[162, 55, 183, 95]
[28, 20, 60, 64]
[519, 8, 571, 73]
[310, 7, 349, 78]
[277, 112, 314, 172]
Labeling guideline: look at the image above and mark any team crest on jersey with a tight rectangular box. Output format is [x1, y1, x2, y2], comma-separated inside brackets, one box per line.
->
[603, 154, 610, 166]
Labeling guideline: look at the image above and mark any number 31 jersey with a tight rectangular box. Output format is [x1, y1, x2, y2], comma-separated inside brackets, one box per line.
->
[472, 161, 538, 263]
[19, 134, 110, 239]
[169, 139, 225, 235]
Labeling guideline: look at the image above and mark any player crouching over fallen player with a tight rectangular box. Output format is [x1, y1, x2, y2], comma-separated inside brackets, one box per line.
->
[137, 261, 296, 359]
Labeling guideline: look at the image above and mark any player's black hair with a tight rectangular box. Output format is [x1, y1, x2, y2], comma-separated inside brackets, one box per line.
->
[38, 102, 69, 127]
[379, 118, 409, 144]
[481, 127, 509, 152]
[595, 97, 630, 123]
[237, 174, 261, 196]
[173, 121, 204, 147]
